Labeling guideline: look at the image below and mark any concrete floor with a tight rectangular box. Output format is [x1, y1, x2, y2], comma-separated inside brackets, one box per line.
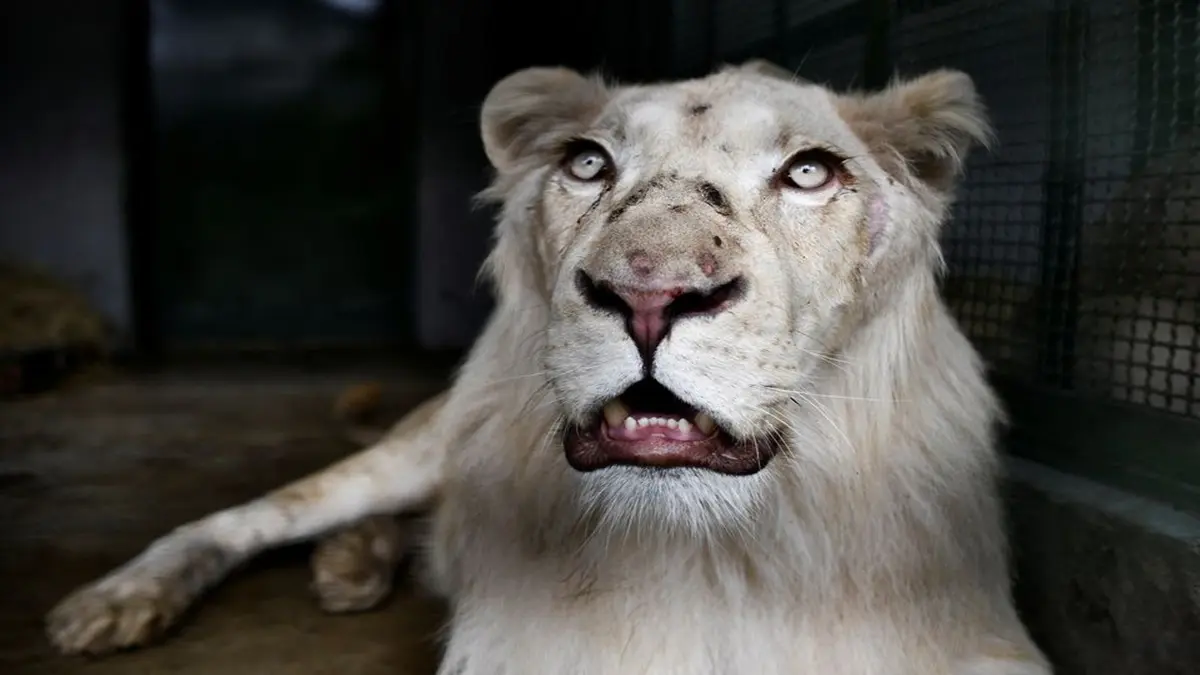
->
[0, 364, 450, 674]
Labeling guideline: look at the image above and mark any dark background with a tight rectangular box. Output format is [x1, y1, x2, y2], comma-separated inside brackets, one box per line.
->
[0, 0, 685, 358]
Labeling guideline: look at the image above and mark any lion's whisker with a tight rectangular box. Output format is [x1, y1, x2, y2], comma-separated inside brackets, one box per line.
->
[761, 385, 903, 403]
[789, 394, 854, 452]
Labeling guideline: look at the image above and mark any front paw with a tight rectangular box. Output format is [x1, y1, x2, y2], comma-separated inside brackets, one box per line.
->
[46, 574, 192, 656]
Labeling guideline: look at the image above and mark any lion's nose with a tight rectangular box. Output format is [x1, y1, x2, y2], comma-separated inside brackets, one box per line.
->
[575, 270, 746, 364]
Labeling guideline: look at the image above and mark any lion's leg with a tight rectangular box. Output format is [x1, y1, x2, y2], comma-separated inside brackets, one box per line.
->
[45, 392, 448, 657]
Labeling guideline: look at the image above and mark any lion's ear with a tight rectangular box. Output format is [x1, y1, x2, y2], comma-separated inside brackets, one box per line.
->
[480, 67, 610, 173]
[836, 69, 994, 194]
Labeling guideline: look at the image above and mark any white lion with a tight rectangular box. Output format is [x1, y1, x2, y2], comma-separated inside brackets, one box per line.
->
[45, 60, 1052, 675]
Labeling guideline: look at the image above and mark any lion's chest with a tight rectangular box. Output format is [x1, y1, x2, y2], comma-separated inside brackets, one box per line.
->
[437, 595, 774, 675]
[421, 526, 956, 675]
[433, 591, 959, 675]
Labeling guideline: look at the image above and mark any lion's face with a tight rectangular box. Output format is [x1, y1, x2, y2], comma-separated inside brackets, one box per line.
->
[478, 62, 990, 527]
[543, 78, 874, 470]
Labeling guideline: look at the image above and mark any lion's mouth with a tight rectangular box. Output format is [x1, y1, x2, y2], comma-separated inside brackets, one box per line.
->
[563, 379, 782, 475]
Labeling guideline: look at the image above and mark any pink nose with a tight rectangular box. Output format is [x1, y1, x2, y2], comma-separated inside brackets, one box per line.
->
[613, 287, 680, 358]
[575, 271, 746, 365]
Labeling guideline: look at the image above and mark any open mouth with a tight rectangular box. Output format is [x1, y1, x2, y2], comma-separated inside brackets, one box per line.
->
[563, 379, 782, 476]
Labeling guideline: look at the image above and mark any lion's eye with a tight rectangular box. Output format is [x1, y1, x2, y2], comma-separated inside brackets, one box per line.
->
[566, 147, 610, 182]
[782, 155, 834, 191]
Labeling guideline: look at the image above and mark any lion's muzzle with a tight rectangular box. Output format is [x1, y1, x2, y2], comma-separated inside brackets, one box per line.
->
[574, 270, 745, 367]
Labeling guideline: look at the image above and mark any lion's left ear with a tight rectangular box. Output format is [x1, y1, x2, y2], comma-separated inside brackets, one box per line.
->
[480, 67, 610, 173]
[835, 69, 994, 194]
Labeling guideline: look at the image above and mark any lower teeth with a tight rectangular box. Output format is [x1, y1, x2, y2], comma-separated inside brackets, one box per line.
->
[600, 401, 718, 436]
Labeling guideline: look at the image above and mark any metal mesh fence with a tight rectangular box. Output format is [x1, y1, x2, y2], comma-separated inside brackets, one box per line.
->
[673, 0, 1200, 421]
[909, 0, 1200, 419]
[1072, 0, 1200, 417]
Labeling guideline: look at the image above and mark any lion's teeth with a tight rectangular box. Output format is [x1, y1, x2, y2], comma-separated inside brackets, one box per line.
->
[609, 409, 711, 434]
[602, 400, 630, 428]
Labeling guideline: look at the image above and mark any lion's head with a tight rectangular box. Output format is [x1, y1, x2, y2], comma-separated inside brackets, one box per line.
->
[475, 61, 994, 530]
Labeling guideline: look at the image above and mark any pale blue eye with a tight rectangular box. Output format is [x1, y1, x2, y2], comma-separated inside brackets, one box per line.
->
[786, 159, 831, 190]
[569, 150, 608, 181]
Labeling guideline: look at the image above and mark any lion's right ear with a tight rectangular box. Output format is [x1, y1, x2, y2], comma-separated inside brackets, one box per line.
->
[480, 67, 610, 173]
[835, 69, 994, 195]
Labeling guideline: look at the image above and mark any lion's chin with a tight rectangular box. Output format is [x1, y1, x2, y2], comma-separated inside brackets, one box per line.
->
[562, 378, 783, 476]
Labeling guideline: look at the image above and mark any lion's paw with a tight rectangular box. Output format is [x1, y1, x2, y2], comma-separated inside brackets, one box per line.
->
[310, 514, 408, 614]
[46, 575, 191, 656]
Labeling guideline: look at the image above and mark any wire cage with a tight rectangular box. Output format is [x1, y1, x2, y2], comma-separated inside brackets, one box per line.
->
[664, 0, 1200, 508]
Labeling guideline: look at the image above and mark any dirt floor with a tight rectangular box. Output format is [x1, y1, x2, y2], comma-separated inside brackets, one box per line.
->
[0, 361, 453, 674]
